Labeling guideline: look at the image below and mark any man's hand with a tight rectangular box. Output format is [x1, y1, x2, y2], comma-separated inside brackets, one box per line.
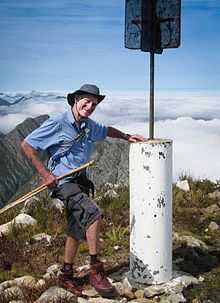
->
[41, 171, 58, 187]
[127, 134, 146, 142]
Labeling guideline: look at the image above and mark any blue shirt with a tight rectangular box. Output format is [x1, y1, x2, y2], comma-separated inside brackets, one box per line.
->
[25, 107, 108, 184]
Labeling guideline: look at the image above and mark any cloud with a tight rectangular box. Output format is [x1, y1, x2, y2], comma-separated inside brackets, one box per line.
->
[1, 90, 220, 181]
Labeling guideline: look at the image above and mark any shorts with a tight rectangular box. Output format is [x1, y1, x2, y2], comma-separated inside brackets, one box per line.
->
[52, 182, 102, 240]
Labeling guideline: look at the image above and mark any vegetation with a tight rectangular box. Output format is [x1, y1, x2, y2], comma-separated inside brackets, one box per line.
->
[0, 178, 220, 302]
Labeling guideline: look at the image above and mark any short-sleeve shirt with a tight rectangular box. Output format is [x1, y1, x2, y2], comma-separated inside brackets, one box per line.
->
[25, 107, 108, 183]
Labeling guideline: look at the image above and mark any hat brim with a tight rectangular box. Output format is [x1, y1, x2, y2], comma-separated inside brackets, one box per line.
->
[67, 89, 105, 106]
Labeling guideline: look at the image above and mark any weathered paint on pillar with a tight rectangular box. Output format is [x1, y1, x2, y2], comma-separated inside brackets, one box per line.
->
[129, 139, 172, 284]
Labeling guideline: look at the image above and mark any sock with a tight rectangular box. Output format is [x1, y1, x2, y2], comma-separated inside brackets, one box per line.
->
[61, 262, 73, 273]
[90, 254, 98, 265]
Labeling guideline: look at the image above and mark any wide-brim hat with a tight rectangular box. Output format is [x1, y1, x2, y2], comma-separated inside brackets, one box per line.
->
[67, 84, 105, 106]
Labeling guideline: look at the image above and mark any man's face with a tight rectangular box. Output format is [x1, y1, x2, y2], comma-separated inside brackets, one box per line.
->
[75, 94, 99, 118]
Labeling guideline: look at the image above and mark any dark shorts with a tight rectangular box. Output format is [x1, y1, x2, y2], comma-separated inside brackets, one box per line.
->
[52, 182, 102, 240]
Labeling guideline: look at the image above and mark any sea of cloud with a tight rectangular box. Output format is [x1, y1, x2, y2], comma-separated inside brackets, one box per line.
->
[0, 90, 220, 181]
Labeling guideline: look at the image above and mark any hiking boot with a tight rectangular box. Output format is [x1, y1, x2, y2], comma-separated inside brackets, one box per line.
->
[58, 271, 83, 296]
[90, 262, 116, 297]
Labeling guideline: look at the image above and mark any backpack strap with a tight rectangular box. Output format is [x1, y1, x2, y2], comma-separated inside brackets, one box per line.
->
[47, 121, 89, 171]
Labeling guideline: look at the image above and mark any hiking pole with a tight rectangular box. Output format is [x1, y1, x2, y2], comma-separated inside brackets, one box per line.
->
[0, 160, 95, 215]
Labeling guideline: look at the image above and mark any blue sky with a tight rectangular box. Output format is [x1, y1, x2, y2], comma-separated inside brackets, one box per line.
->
[0, 0, 220, 91]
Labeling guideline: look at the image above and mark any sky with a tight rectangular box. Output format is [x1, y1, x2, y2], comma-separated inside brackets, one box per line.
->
[0, 0, 220, 91]
[1, 1, 220, 182]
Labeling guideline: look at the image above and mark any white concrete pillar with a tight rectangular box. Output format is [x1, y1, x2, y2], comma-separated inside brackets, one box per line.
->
[129, 139, 172, 284]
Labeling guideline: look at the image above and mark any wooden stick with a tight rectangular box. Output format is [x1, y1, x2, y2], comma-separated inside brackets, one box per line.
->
[0, 160, 94, 215]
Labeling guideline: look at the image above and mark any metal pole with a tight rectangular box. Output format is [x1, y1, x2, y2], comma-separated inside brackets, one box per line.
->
[149, 51, 154, 139]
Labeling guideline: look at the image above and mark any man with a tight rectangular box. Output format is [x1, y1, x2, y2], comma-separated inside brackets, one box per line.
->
[21, 84, 145, 297]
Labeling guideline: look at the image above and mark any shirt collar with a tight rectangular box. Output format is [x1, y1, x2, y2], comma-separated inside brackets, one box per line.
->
[67, 107, 76, 126]
[66, 107, 87, 130]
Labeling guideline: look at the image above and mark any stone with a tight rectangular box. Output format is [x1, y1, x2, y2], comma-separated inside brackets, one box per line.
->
[208, 221, 219, 231]
[144, 285, 165, 298]
[0, 214, 37, 235]
[174, 234, 208, 250]
[51, 198, 64, 213]
[89, 298, 119, 303]
[46, 263, 61, 275]
[129, 299, 153, 303]
[14, 275, 37, 288]
[0, 280, 17, 290]
[13, 213, 37, 226]
[32, 233, 52, 243]
[35, 279, 46, 289]
[113, 282, 124, 296]
[20, 196, 40, 215]
[134, 289, 145, 299]
[3, 286, 25, 301]
[82, 288, 99, 297]
[160, 293, 186, 303]
[78, 298, 90, 303]
[203, 204, 220, 215]
[36, 286, 76, 303]
[176, 180, 190, 192]
[122, 277, 135, 299]
[104, 189, 119, 199]
[208, 190, 220, 200]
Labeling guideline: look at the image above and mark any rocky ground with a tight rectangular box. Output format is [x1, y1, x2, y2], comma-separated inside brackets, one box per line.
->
[0, 179, 220, 303]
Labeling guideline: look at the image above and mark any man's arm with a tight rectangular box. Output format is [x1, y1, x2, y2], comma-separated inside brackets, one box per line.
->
[21, 140, 57, 186]
[107, 127, 145, 142]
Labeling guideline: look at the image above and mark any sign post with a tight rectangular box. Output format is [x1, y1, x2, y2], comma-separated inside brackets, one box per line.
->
[125, 0, 181, 284]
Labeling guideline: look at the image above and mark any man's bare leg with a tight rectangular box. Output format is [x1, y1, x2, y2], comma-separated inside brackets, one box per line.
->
[64, 236, 80, 263]
[86, 219, 101, 255]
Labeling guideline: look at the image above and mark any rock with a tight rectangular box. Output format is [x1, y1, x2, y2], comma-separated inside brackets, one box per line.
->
[51, 198, 64, 213]
[208, 190, 220, 199]
[89, 298, 119, 303]
[82, 288, 99, 297]
[160, 293, 186, 303]
[0, 213, 37, 236]
[104, 189, 119, 199]
[14, 275, 37, 288]
[46, 263, 61, 275]
[78, 298, 90, 303]
[208, 221, 219, 231]
[122, 277, 135, 299]
[32, 233, 52, 243]
[109, 267, 129, 282]
[174, 234, 208, 250]
[3, 286, 25, 301]
[36, 286, 76, 303]
[141, 272, 198, 300]
[113, 282, 124, 296]
[0, 280, 17, 290]
[176, 180, 190, 192]
[134, 289, 145, 299]
[20, 196, 40, 215]
[203, 204, 220, 216]
[198, 275, 205, 282]
[35, 279, 46, 290]
[144, 285, 165, 297]
[129, 299, 153, 303]
[114, 245, 120, 251]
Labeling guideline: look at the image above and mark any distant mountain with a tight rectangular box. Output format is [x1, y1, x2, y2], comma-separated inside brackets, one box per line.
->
[0, 115, 129, 208]
[0, 115, 49, 208]
[0, 96, 32, 106]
